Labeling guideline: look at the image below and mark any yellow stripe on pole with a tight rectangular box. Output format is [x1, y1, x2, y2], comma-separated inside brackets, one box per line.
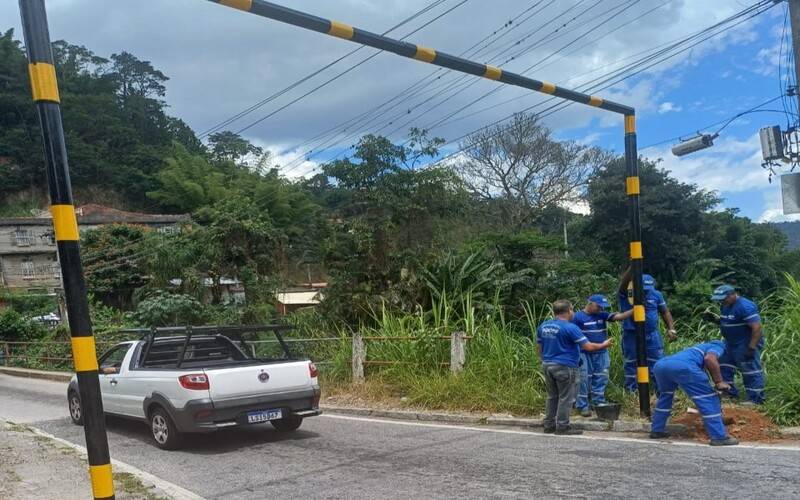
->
[626, 176, 640, 196]
[637, 366, 649, 383]
[589, 95, 603, 107]
[630, 241, 643, 260]
[89, 464, 114, 499]
[414, 45, 436, 63]
[219, 0, 252, 11]
[71, 336, 99, 373]
[483, 65, 502, 81]
[328, 20, 354, 40]
[28, 63, 60, 103]
[625, 115, 636, 134]
[50, 204, 79, 241]
[540, 82, 556, 94]
[633, 305, 645, 323]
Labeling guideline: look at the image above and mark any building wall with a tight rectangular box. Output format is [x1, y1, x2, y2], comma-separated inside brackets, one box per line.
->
[0, 253, 61, 289]
[0, 223, 56, 254]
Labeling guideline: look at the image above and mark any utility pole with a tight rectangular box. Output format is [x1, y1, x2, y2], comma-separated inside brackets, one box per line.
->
[790, 0, 800, 114]
[17, 1, 115, 499]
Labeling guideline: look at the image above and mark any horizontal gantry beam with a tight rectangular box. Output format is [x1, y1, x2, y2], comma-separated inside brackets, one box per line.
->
[209, 0, 635, 116]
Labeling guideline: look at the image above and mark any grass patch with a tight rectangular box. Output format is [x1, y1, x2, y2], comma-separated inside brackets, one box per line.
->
[114, 472, 167, 500]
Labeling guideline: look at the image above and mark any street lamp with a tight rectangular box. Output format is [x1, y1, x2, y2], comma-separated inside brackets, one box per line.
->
[671, 133, 718, 157]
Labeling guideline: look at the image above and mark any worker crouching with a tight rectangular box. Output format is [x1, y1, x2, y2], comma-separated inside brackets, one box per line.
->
[649, 341, 739, 446]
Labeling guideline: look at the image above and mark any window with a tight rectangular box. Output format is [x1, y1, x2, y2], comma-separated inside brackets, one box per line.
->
[51, 260, 61, 279]
[14, 229, 33, 246]
[157, 225, 178, 235]
[21, 260, 35, 279]
[98, 345, 129, 374]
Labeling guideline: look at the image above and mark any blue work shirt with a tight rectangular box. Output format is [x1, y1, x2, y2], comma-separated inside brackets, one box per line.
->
[720, 297, 763, 349]
[536, 319, 588, 368]
[667, 341, 725, 369]
[572, 310, 613, 351]
[619, 289, 667, 333]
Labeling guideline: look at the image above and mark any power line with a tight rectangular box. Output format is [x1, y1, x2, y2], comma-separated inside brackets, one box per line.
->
[198, 0, 450, 138]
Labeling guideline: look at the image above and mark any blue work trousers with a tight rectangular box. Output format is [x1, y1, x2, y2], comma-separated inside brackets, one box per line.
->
[622, 330, 664, 393]
[652, 357, 728, 440]
[719, 344, 765, 404]
[575, 351, 610, 410]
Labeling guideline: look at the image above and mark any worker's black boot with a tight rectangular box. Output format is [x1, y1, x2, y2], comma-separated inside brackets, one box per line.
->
[649, 431, 670, 439]
[555, 426, 583, 435]
[709, 437, 739, 446]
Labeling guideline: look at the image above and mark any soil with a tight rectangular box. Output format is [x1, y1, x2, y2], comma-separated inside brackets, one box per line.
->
[671, 405, 783, 443]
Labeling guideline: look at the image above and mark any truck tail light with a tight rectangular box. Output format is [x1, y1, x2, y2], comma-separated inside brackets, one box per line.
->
[179, 374, 209, 390]
[309, 362, 318, 378]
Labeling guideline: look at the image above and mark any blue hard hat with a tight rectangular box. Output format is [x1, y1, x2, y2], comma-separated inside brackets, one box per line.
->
[642, 274, 656, 291]
[711, 284, 736, 301]
[588, 294, 610, 309]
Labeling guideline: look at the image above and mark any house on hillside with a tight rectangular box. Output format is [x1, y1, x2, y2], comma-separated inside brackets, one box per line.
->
[274, 283, 327, 315]
[0, 204, 189, 295]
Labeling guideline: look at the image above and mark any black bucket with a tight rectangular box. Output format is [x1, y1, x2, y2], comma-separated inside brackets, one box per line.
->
[594, 403, 621, 421]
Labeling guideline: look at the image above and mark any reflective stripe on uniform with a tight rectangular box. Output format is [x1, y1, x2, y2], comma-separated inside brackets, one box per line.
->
[654, 408, 671, 413]
[702, 413, 722, 419]
[691, 393, 718, 400]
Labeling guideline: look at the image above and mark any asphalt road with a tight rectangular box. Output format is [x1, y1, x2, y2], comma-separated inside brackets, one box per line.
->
[1, 374, 799, 499]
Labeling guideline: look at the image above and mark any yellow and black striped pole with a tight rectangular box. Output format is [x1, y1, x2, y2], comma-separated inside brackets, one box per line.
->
[624, 115, 650, 417]
[209, 0, 651, 416]
[18, 1, 115, 498]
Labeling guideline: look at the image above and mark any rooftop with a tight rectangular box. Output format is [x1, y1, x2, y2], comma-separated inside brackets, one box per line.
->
[0, 204, 189, 226]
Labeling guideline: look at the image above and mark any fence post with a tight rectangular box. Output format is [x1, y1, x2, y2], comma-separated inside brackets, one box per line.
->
[352, 332, 365, 384]
[3, 342, 8, 366]
[450, 331, 466, 374]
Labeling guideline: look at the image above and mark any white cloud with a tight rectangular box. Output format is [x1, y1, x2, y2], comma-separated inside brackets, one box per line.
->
[759, 181, 800, 222]
[658, 102, 682, 114]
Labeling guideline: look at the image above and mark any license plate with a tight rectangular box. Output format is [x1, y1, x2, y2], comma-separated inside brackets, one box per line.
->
[246, 409, 282, 424]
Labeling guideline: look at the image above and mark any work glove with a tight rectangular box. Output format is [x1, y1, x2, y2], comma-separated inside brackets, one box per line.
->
[715, 381, 731, 394]
[744, 347, 756, 360]
[701, 310, 720, 324]
[666, 329, 678, 342]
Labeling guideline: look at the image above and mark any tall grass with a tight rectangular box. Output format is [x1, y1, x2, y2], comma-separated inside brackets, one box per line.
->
[302, 277, 800, 425]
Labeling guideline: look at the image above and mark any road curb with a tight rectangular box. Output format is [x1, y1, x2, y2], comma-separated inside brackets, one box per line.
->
[0, 366, 72, 382]
[319, 404, 682, 434]
[3, 420, 206, 500]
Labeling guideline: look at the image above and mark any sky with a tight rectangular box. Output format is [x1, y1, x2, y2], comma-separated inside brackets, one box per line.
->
[3, 0, 800, 223]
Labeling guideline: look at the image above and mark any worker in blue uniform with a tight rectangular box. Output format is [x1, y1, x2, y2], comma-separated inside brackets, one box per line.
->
[706, 285, 765, 404]
[537, 300, 613, 435]
[618, 267, 677, 392]
[572, 294, 632, 417]
[650, 340, 739, 446]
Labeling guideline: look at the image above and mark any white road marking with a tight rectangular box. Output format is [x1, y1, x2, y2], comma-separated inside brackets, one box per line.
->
[321, 414, 800, 452]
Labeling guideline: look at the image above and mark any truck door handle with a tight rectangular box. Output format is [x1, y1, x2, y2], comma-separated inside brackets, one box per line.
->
[110, 379, 118, 386]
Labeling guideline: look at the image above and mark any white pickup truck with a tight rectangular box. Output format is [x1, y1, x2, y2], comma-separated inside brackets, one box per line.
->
[67, 329, 321, 450]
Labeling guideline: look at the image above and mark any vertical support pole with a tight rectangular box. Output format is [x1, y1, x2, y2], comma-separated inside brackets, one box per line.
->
[789, 0, 800, 115]
[624, 114, 650, 418]
[17, 2, 115, 499]
[450, 331, 466, 374]
[352, 332, 365, 383]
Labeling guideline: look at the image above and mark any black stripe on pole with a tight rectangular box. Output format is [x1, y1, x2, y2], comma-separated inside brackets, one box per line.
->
[18, 1, 115, 498]
[209, 0, 635, 116]
[623, 114, 650, 418]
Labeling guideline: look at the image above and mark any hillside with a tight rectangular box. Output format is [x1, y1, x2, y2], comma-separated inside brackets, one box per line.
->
[772, 221, 800, 249]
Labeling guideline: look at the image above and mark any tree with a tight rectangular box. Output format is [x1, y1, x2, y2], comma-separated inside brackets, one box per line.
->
[109, 51, 167, 100]
[81, 224, 149, 309]
[147, 142, 229, 212]
[585, 157, 719, 284]
[457, 113, 611, 229]
[207, 131, 264, 164]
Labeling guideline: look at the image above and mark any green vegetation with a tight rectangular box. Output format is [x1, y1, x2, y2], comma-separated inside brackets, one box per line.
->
[2, 32, 799, 426]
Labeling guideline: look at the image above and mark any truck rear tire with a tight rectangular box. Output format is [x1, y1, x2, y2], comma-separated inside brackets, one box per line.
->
[271, 414, 303, 432]
[149, 407, 182, 450]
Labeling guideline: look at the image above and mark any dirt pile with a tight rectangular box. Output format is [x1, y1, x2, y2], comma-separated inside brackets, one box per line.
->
[672, 406, 782, 442]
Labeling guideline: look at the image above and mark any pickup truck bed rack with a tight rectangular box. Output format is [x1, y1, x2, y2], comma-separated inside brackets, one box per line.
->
[117, 324, 295, 369]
